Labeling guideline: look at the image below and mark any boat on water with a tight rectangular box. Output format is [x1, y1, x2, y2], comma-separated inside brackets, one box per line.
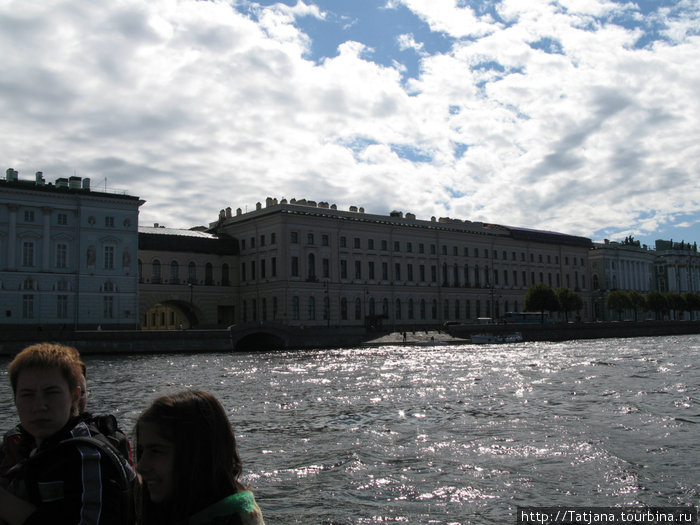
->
[470, 332, 523, 344]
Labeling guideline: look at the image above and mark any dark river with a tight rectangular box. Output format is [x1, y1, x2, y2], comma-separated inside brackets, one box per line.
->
[1, 335, 698, 524]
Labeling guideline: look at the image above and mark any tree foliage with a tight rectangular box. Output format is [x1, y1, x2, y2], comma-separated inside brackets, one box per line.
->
[627, 290, 647, 321]
[524, 284, 559, 323]
[664, 292, 685, 320]
[555, 287, 583, 323]
[646, 291, 667, 320]
[606, 290, 632, 320]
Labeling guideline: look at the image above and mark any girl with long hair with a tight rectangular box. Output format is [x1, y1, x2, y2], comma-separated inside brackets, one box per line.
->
[135, 390, 263, 525]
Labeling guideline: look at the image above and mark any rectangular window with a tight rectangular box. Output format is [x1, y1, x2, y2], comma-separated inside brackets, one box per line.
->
[22, 242, 34, 267]
[24, 210, 35, 222]
[382, 262, 388, 280]
[22, 295, 34, 319]
[406, 242, 413, 253]
[419, 243, 425, 254]
[261, 260, 266, 279]
[340, 260, 347, 279]
[250, 237, 256, 249]
[57, 213, 68, 225]
[271, 233, 276, 244]
[271, 257, 277, 277]
[430, 244, 436, 255]
[241, 262, 246, 281]
[57, 295, 69, 318]
[394, 241, 400, 252]
[104, 246, 114, 269]
[291, 256, 299, 277]
[307, 233, 314, 244]
[322, 234, 329, 246]
[368, 261, 375, 280]
[56, 243, 68, 269]
[105, 216, 115, 227]
[290, 232, 298, 244]
[354, 261, 361, 279]
[419, 264, 425, 282]
[340, 236, 347, 248]
[394, 263, 401, 280]
[381, 240, 388, 251]
[354, 237, 361, 249]
[260, 235, 266, 247]
[322, 258, 330, 278]
[104, 296, 114, 318]
[368, 239, 374, 250]
[407, 264, 413, 282]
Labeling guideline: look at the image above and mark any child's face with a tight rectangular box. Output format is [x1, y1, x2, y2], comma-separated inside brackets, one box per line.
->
[15, 367, 77, 447]
[136, 422, 175, 503]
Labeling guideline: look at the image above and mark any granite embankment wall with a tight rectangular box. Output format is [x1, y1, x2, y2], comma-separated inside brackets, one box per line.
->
[1, 321, 698, 356]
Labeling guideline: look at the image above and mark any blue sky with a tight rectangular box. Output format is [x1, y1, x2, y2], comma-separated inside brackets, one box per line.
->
[1, 0, 699, 248]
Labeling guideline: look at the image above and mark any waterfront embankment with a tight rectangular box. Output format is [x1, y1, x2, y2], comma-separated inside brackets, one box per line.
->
[2, 319, 700, 355]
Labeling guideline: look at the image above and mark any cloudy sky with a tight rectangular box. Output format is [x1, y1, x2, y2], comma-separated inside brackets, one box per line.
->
[1, 0, 699, 247]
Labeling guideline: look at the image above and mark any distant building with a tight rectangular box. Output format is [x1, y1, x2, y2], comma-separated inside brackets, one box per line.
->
[208, 197, 593, 329]
[588, 237, 656, 320]
[137, 225, 238, 329]
[0, 168, 143, 329]
[654, 240, 700, 294]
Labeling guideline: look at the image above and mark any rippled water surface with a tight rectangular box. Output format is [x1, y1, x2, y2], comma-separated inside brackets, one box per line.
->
[1, 335, 698, 524]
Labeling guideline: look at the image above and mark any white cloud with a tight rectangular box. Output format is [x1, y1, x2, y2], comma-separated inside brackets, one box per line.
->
[0, 0, 698, 244]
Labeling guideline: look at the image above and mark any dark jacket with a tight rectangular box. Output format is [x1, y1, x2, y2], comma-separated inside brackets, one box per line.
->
[3, 417, 136, 525]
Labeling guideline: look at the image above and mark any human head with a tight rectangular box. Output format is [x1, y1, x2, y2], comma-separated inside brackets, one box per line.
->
[9, 343, 83, 400]
[135, 390, 243, 520]
[8, 343, 84, 445]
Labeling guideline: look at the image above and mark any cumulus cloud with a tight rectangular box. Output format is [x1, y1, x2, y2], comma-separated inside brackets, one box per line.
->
[0, 0, 698, 245]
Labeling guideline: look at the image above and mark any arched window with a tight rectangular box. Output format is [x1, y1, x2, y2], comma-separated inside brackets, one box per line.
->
[292, 296, 300, 320]
[431, 299, 437, 319]
[369, 297, 376, 316]
[382, 298, 389, 317]
[354, 298, 362, 320]
[222, 264, 230, 286]
[188, 262, 196, 284]
[323, 296, 329, 321]
[592, 274, 599, 290]
[205, 263, 213, 285]
[408, 298, 414, 319]
[420, 299, 426, 320]
[308, 296, 316, 320]
[395, 299, 402, 320]
[341, 297, 348, 320]
[170, 261, 179, 284]
[152, 260, 161, 284]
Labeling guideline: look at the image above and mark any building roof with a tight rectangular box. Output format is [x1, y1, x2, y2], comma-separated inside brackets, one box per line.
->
[138, 226, 238, 254]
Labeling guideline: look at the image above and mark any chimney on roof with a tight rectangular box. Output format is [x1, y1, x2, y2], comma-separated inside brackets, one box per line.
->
[6, 168, 18, 182]
[266, 197, 274, 207]
[69, 176, 81, 189]
[236, 208, 242, 216]
[225, 207, 232, 218]
[256, 202, 262, 210]
[35, 171, 45, 185]
[82, 177, 90, 190]
[349, 206, 358, 212]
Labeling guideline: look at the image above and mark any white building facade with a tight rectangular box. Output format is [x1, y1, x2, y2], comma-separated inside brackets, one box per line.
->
[210, 198, 593, 328]
[0, 169, 143, 329]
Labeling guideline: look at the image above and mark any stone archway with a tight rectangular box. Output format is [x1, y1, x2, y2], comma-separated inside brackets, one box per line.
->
[142, 300, 198, 330]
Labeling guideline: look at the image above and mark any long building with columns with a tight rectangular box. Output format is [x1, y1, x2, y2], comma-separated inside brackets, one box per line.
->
[0, 169, 143, 329]
[208, 197, 594, 328]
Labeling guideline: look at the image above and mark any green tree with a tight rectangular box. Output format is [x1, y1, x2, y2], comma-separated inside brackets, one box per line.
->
[682, 292, 700, 320]
[664, 292, 685, 320]
[606, 290, 632, 321]
[646, 291, 667, 320]
[524, 284, 559, 324]
[627, 290, 647, 322]
[555, 287, 584, 323]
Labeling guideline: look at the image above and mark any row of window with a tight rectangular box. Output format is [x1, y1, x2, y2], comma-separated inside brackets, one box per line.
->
[279, 231, 586, 266]
[7, 241, 126, 270]
[277, 256, 585, 289]
[16, 209, 130, 229]
[239, 296, 519, 323]
[143, 260, 231, 286]
[13, 294, 123, 320]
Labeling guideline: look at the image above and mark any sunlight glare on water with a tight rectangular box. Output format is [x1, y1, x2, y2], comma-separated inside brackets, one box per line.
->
[0, 335, 698, 524]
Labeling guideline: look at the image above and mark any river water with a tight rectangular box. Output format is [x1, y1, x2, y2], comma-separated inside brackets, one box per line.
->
[1, 335, 698, 524]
